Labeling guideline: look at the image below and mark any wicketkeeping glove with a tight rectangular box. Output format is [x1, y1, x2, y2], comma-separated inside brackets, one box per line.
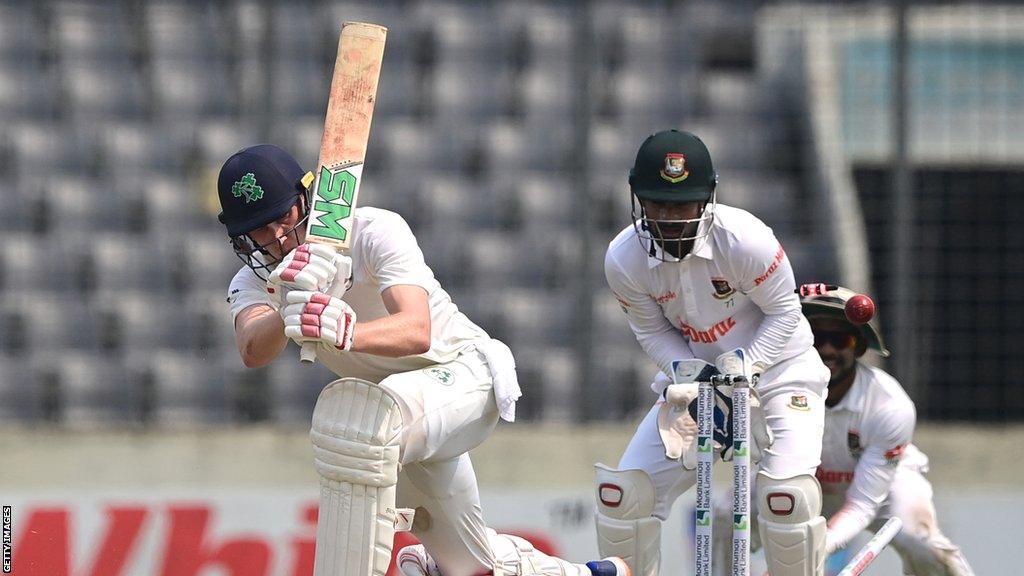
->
[658, 382, 772, 469]
[281, 291, 357, 351]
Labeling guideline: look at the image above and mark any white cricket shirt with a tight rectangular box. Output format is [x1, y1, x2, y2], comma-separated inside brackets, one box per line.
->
[816, 361, 926, 549]
[227, 207, 489, 382]
[605, 204, 814, 391]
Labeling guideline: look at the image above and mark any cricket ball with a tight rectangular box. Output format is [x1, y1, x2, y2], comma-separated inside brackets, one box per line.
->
[845, 294, 875, 325]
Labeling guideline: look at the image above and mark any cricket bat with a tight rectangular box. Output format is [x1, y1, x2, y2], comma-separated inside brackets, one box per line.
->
[300, 22, 387, 363]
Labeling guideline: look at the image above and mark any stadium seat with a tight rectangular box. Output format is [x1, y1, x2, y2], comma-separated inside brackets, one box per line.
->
[0, 64, 57, 120]
[0, 359, 37, 422]
[421, 2, 502, 65]
[56, 352, 138, 426]
[0, 4, 43, 62]
[461, 229, 576, 291]
[88, 233, 172, 293]
[518, 60, 574, 122]
[186, 289, 237, 356]
[145, 0, 227, 62]
[269, 57, 329, 117]
[267, 355, 335, 423]
[101, 121, 188, 174]
[51, 1, 135, 62]
[378, 118, 466, 174]
[481, 120, 572, 173]
[432, 62, 514, 122]
[192, 120, 261, 171]
[3, 291, 105, 352]
[92, 291, 180, 353]
[1, 234, 86, 293]
[7, 121, 90, 177]
[151, 59, 234, 119]
[144, 350, 231, 426]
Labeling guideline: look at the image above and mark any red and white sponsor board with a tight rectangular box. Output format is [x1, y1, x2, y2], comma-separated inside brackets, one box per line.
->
[3, 489, 689, 576]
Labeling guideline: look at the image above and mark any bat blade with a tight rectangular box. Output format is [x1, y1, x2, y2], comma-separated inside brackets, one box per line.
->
[305, 21, 386, 253]
[301, 21, 386, 363]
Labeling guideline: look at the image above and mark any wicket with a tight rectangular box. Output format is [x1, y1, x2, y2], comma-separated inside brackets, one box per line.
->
[695, 373, 751, 576]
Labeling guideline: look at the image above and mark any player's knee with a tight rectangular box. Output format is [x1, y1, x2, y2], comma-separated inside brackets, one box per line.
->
[756, 474, 826, 576]
[595, 464, 660, 576]
[312, 377, 403, 487]
[596, 464, 657, 520]
[757, 473, 822, 524]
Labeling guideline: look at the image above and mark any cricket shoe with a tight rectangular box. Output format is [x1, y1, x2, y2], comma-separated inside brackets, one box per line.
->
[586, 557, 630, 576]
[396, 544, 443, 576]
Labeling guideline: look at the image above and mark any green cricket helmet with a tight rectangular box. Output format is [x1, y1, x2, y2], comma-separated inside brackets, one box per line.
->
[798, 284, 890, 357]
[629, 130, 719, 259]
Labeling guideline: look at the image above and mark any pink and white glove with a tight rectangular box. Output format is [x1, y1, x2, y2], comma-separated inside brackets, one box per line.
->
[267, 244, 352, 308]
[281, 291, 357, 351]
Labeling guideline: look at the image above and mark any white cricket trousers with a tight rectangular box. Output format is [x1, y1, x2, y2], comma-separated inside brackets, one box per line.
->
[377, 345, 502, 576]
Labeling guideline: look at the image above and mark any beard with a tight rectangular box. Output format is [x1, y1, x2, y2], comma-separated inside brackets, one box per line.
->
[652, 222, 699, 258]
[822, 354, 856, 386]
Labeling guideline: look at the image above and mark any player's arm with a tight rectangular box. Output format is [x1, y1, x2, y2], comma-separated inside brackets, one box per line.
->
[349, 284, 431, 356]
[730, 226, 803, 370]
[234, 304, 289, 367]
[825, 405, 915, 554]
[605, 248, 695, 375]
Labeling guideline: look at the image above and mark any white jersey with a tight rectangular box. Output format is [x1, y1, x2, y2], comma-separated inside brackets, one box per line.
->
[227, 207, 489, 382]
[605, 203, 815, 392]
[816, 361, 927, 547]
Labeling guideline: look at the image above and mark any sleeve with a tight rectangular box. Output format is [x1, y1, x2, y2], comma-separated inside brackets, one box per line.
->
[362, 212, 435, 294]
[605, 247, 695, 376]
[227, 266, 274, 323]
[726, 224, 803, 369]
[825, 406, 916, 551]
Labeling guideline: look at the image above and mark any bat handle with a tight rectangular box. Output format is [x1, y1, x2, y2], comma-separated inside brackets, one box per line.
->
[298, 256, 353, 364]
[300, 343, 317, 363]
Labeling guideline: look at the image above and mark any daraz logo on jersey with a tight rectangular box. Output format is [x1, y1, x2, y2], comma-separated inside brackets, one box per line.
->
[679, 317, 736, 344]
[754, 245, 787, 286]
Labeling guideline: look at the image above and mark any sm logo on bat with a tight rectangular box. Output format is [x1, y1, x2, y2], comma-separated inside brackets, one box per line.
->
[309, 163, 362, 243]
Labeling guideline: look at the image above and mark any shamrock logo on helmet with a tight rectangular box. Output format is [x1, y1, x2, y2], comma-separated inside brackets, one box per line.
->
[232, 172, 265, 204]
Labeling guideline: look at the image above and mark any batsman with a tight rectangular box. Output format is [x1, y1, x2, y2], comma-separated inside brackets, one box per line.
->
[595, 130, 831, 576]
[217, 144, 626, 576]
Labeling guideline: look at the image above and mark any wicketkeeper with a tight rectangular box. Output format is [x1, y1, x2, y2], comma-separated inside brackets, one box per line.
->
[595, 130, 831, 576]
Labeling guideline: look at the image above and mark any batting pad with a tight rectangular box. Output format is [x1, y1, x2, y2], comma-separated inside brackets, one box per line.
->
[311, 378, 404, 576]
[594, 464, 661, 576]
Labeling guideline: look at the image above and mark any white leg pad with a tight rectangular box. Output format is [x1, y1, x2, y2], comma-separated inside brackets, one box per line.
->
[311, 378, 404, 576]
[756, 473, 826, 576]
[594, 464, 660, 576]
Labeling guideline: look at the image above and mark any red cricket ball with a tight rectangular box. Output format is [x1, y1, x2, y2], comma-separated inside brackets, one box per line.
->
[845, 294, 876, 325]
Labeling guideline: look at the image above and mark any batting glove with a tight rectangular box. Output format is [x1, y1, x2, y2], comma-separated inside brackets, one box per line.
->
[267, 244, 352, 308]
[281, 291, 357, 351]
